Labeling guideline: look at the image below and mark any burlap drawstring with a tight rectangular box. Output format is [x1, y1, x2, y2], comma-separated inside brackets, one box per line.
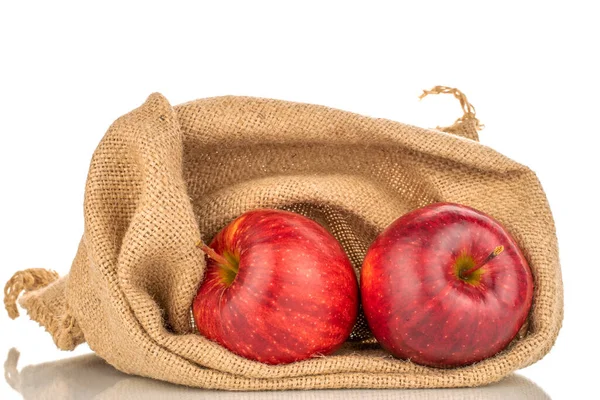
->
[4, 269, 59, 319]
[420, 86, 484, 137]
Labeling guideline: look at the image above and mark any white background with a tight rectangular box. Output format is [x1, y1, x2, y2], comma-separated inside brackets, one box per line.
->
[1, 1, 597, 399]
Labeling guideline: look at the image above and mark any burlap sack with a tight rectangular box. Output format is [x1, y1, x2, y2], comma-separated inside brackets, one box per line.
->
[3, 87, 563, 390]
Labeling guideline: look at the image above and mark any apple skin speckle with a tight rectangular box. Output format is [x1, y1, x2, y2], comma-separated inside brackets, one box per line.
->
[360, 202, 534, 368]
[193, 209, 359, 365]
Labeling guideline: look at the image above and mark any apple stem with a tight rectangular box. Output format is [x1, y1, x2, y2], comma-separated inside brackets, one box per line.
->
[195, 240, 230, 267]
[461, 245, 505, 278]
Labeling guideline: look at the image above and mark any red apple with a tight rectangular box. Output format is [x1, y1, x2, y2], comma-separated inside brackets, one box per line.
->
[192, 209, 359, 365]
[361, 202, 533, 368]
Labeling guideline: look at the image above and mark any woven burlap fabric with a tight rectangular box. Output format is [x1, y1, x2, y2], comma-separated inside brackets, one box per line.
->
[4, 350, 550, 399]
[5, 92, 562, 390]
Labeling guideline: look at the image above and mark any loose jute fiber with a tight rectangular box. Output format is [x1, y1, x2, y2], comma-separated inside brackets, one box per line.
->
[4, 87, 562, 390]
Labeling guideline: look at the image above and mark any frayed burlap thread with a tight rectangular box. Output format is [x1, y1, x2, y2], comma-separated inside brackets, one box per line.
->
[3, 90, 562, 390]
[4, 269, 85, 351]
[420, 85, 484, 141]
[4, 268, 59, 319]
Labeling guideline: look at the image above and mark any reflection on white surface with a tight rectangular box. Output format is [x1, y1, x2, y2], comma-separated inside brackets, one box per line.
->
[5, 348, 549, 399]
